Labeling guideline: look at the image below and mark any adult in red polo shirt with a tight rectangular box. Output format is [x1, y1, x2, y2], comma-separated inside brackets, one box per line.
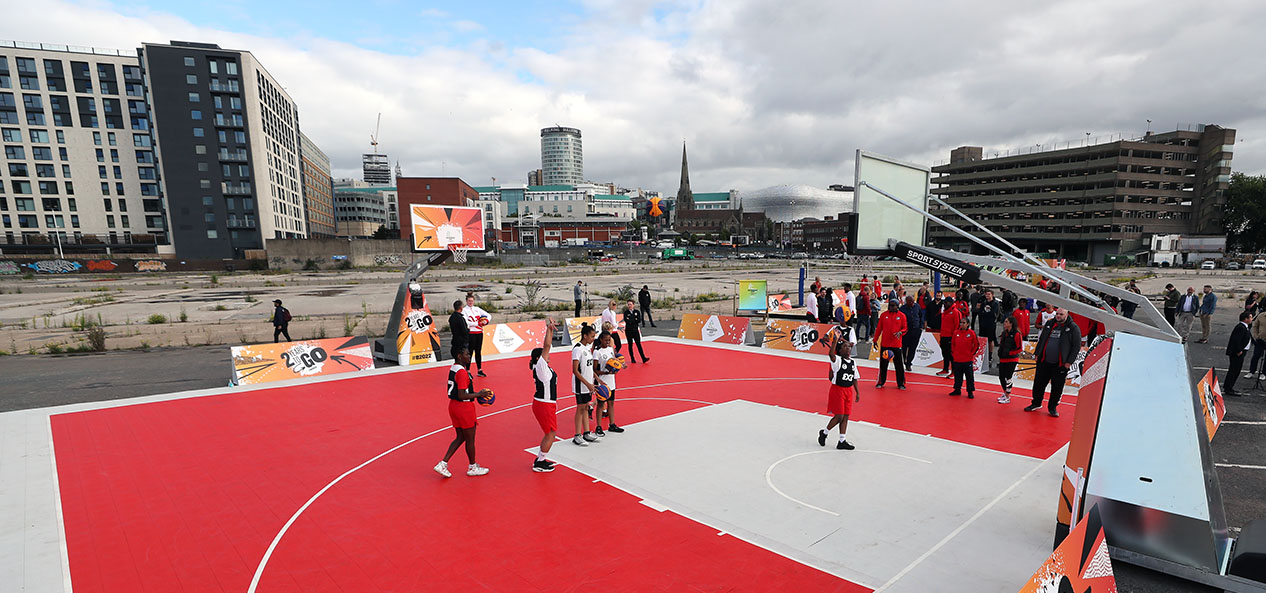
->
[875, 299, 908, 389]
[938, 297, 961, 376]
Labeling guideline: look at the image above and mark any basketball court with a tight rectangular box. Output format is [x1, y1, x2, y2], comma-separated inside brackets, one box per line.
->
[3, 337, 1081, 593]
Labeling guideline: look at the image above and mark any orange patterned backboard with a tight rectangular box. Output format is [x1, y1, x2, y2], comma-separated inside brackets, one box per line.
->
[410, 205, 486, 251]
[231, 337, 375, 386]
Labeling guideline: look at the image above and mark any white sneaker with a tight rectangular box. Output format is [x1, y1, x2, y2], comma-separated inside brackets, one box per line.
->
[1246, 372, 1255, 379]
[433, 461, 451, 478]
[582, 432, 599, 442]
[997, 394, 1011, 404]
[467, 464, 489, 477]
[1260, 374, 1265, 381]
[572, 436, 588, 446]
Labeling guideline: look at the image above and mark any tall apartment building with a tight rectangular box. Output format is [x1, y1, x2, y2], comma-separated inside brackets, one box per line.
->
[299, 132, 335, 237]
[540, 126, 583, 185]
[140, 41, 306, 260]
[1, 41, 171, 254]
[930, 125, 1235, 263]
[527, 168, 543, 186]
[362, 153, 390, 185]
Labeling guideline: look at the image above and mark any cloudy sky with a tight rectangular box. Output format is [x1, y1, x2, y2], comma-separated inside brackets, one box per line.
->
[6, 0, 1265, 194]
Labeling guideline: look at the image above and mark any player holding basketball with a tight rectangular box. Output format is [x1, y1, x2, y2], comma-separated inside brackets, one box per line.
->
[463, 293, 491, 377]
[571, 323, 600, 446]
[592, 330, 625, 435]
[819, 330, 861, 450]
[435, 347, 493, 477]
[528, 318, 560, 472]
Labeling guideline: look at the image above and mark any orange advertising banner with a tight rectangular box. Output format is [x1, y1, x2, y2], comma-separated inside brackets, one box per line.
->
[231, 336, 374, 386]
[766, 293, 793, 311]
[1196, 368, 1225, 441]
[396, 292, 442, 365]
[1020, 506, 1116, 593]
[480, 320, 550, 355]
[1056, 338, 1112, 536]
[762, 319, 836, 354]
[677, 313, 751, 344]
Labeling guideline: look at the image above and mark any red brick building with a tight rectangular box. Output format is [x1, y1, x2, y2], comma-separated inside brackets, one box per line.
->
[497, 217, 626, 247]
[395, 177, 480, 239]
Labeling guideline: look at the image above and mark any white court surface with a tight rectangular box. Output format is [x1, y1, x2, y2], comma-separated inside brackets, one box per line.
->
[545, 399, 1066, 593]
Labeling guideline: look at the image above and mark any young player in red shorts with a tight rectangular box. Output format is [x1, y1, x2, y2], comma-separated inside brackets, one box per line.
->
[528, 318, 560, 472]
[818, 330, 862, 450]
[435, 348, 494, 477]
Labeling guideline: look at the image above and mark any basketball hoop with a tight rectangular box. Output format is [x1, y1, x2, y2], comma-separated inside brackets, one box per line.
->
[447, 243, 469, 264]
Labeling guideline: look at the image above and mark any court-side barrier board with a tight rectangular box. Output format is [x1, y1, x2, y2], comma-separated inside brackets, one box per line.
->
[1019, 505, 1117, 593]
[677, 313, 754, 345]
[1195, 369, 1225, 442]
[1057, 337, 1112, 541]
[479, 320, 549, 356]
[230, 336, 375, 386]
[762, 319, 836, 354]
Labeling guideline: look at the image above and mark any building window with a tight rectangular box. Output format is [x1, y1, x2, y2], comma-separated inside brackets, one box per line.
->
[100, 182, 109, 195]
[190, 109, 202, 120]
[107, 215, 115, 228]
[208, 60, 218, 74]
[202, 196, 214, 206]
[110, 149, 119, 162]
[207, 229, 218, 238]
[71, 214, 79, 228]
[29, 129, 49, 143]
[195, 144, 206, 154]
[184, 57, 195, 67]
[226, 62, 237, 75]
[186, 74, 197, 84]
[193, 127, 204, 137]
[56, 130, 64, 144]
[4, 145, 25, 159]
[108, 132, 116, 145]
[188, 92, 199, 102]
[121, 215, 129, 228]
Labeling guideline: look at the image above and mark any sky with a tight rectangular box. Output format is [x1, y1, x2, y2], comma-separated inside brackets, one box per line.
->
[5, 0, 1266, 194]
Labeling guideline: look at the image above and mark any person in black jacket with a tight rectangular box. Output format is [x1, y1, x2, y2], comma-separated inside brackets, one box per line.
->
[899, 296, 924, 372]
[1225, 311, 1253, 397]
[1024, 308, 1082, 417]
[271, 299, 292, 342]
[638, 285, 656, 327]
[448, 300, 470, 362]
[817, 287, 833, 324]
[622, 300, 649, 363]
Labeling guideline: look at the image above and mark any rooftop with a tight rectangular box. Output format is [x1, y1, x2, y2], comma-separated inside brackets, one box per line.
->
[693, 192, 731, 202]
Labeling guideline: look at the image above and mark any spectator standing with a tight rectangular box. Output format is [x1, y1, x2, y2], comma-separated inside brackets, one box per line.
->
[1196, 285, 1217, 344]
[1038, 303, 1057, 328]
[937, 297, 960, 376]
[623, 300, 649, 363]
[1000, 288, 1017, 321]
[996, 316, 1023, 403]
[926, 292, 943, 333]
[1025, 308, 1082, 417]
[1014, 305, 1032, 339]
[874, 300, 908, 390]
[810, 276, 823, 297]
[638, 285, 656, 327]
[842, 283, 856, 318]
[947, 316, 980, 398]
[978, 290, 999, 362]
[1162, 283, 1180, 327]
[817, 287, 833, 324]
[463, 294, 491, 377]
[1175, 287, 1199, 343]
[1245, 291, 1261, 317]
[448, 301, 470, 361]
[969, 285, 985, 329]
[574, 281, 585, 317]
[600, 300, 622, 354]
[856, 286, 873, 340]
[1225, 311, 1252, 397]
[270, 299, 292, 343]
[899, 296, 925, 372]
[805, 285, 820, 322]
[1248, 308, 1266, 381]
[1121, 280, 1141, 319]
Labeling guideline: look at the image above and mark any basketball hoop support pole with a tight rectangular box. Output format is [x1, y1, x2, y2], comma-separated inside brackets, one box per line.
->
[372, 251, 452, 364]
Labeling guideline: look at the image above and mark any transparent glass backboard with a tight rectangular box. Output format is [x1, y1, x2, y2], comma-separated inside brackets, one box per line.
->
[850, 150, 930, 255]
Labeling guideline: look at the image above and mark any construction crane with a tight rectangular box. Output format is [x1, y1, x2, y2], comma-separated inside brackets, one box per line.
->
[370, 113, 382, 154]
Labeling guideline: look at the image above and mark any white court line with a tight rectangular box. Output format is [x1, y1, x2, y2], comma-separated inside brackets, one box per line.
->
[1221, 421, 1266, 425]
[1216, 463, 1266, 470]
[872, 455, 1048, 593]
[764, 450, 932, 517]
[249, 395, 715, 593]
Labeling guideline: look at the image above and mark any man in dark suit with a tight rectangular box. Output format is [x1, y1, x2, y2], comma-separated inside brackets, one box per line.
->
[638, 285, 656, 327]
[1225, 311, 1253, 397]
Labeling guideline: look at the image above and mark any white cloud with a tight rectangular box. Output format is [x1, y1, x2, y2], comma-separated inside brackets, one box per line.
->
[3, 0, 1264, 198]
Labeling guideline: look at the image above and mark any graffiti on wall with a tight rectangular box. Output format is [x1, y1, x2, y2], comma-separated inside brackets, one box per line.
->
[135, 260, 168, 272]
[0, 261, 19, 275]
[374, 254, 405, 266]
[85, 260, 119, 272]
[25, 260, 83, 273]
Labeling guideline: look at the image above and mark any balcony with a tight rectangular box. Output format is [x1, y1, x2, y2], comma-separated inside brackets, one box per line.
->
[218, 149, 248, 162]
[208, 80, 240, 93]
[226, 217, 257, 229]
[213, 114, 244, 128]
[222, 183, 252, 195]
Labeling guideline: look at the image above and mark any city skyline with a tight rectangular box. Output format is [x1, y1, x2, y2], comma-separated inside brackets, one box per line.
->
[5, 0, 1265, 196]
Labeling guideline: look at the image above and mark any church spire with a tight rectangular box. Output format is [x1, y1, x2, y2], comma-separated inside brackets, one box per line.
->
[677, 141, 694, 211]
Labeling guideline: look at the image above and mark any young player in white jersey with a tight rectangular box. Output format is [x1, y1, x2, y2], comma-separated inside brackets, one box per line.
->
[463, 294, 491, 377]
[529, 318, 560, 472]
[592, 330, 625, 436]
[571, 323, 600, 445]
[818, 331, 861, 450]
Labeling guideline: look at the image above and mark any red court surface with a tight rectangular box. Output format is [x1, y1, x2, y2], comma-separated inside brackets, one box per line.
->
[50, 339, 1075, 593]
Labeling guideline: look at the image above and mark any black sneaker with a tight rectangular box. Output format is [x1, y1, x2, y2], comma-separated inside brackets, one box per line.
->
[837, 439, 855, 450]
[967, 392, 974, 399]
[1023, 404, 1041, 412]
[875, 382, 885, 389]
[643, 357, 650, 363]
[532, 459, 555, 472]
[477, 370, 487, 377]
[1048, 409, 1060, 418]
[898, 385, 907, 391]
[607, 424, 624, 433]
[948, 390, 961, 396]
[594, 427, 606, 437]
[818, 429, 827, 447]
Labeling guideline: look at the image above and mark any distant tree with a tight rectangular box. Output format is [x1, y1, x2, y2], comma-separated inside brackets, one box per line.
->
[1225, 173, 1266, 252]
[372, 224, 394, 240]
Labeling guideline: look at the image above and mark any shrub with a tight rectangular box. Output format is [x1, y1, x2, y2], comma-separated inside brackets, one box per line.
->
[316, 325, 328, 339]
[210, 274, 219, 285]
[46, 342, 65, 354]
[214, 304, 228, 311]
[87, 326, 107, 351]
[338, 260, 353, 270]
[693, 292, 728, 303]
[147, 314, 168, 324]
[303, 259, 320, 271]
[179, 307, 188, 322]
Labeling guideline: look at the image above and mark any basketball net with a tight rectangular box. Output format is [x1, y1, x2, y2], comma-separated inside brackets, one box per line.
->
[447, 243, 469, 264]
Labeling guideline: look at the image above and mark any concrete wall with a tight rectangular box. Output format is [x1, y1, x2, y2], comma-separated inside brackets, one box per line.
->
[265, 238, 417, 270]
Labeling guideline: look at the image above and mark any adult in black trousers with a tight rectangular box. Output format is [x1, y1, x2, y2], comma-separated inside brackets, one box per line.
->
[817, 288, 833, 324]
[899, 296, 924, 372]
[638, 285, 656, 327]
[1025, 309, 1082, 418]
[448, 300, 470, 362]
[271, 299, 291, 342]
[622, 300, 650, 363]
[574, 281, 584, 318]
[1225, 311, 1253, 397]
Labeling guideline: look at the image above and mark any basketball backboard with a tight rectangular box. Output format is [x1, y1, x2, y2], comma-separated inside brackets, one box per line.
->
[410, 205, 487, 252]
[848, 150, 930, 255]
